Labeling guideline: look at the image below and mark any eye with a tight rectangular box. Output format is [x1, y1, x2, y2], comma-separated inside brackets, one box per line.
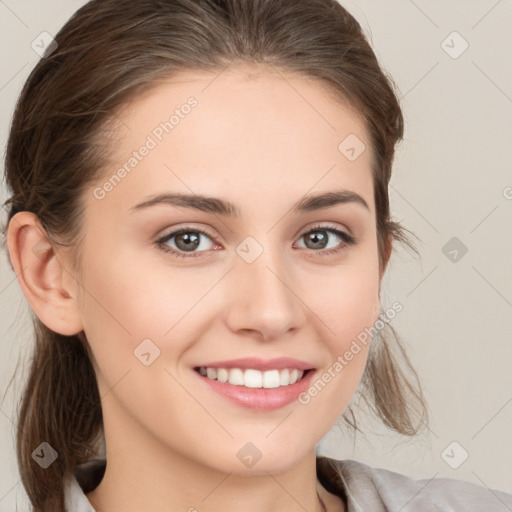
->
[155, 224, 357, 259]
[156, 227, 218, 258]
[294, 224, 356, 256]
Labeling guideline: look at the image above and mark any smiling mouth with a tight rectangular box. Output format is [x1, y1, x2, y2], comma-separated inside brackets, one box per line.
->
[194, 366, 312, 389]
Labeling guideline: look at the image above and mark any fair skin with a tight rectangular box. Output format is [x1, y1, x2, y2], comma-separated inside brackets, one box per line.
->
[8, 64, 391, 512]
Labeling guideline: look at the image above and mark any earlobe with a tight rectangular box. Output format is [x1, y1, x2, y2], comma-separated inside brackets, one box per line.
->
[6, 212, 83, 336]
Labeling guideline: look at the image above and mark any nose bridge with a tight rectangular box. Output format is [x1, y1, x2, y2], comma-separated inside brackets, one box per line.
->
[225, 234, 305, 339]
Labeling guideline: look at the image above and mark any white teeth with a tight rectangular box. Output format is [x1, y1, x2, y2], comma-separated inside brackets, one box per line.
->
[263, 369, 281, 389]
[217, 368, 229, 383]
[289, 369, 300, 385]
[229, 368, 244, 386]
[198, 367, 305, 388]
[244, 369, 263, 388]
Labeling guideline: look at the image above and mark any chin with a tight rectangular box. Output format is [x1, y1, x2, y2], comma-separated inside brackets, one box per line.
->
[203, 442, 312, 476]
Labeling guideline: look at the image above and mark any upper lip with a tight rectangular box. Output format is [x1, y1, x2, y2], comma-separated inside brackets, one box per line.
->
[195, 357, 315, 371]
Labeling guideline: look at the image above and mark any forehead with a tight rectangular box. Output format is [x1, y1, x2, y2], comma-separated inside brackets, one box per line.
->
[115, 63, 366, 136]
[90, 64, 374, 217]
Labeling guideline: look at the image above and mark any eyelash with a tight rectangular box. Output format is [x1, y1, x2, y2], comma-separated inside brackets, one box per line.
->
[155, 224, 357, 259]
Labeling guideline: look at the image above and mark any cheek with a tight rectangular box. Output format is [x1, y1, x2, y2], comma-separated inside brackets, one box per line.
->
[76, 247, 209, 439]
[80, 243, 209, 337]
[303, 250, 380, 350]
[296, 249, 379, 403]
[296, 274, 378, 424]
[77, 247, 188, 381]
[316, 282, 376, 380]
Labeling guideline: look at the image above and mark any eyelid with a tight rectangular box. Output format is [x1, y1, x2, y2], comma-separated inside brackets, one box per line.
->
[300, 222, 355, 241]
[156, 224, 217, 243]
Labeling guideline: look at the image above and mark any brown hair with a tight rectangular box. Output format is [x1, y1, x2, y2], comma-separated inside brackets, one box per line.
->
[2, 0, 428, 510]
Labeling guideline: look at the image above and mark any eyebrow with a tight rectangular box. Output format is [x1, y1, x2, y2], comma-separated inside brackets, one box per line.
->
[129, 188, 370, 216]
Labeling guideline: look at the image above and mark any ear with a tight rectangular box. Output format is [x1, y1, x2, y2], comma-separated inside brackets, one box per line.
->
[6, 212, 83, 336]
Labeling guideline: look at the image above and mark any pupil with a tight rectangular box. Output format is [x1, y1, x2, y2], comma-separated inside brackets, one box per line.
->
[176, 232, 200, 251]
[307, 231, 327, 249]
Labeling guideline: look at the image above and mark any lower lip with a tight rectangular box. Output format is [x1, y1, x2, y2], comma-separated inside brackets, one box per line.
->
[195, 369, 316, 411]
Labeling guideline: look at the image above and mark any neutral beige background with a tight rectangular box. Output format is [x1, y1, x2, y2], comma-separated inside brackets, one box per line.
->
[1, 0, 511, 510]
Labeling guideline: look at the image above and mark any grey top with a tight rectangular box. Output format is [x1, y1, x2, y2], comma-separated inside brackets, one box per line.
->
[64, 456, 512, 511]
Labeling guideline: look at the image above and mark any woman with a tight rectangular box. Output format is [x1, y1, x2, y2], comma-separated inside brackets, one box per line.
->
[3, 0, 511, 511]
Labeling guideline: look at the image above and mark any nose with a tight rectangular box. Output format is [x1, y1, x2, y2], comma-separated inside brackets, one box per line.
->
[223, 245, 306, 341]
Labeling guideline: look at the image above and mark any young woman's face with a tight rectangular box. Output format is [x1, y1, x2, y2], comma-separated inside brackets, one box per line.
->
[72, 64, 384, 474]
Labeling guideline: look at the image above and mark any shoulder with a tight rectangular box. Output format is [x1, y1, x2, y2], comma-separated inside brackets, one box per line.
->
[317, 456, 512, 511]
